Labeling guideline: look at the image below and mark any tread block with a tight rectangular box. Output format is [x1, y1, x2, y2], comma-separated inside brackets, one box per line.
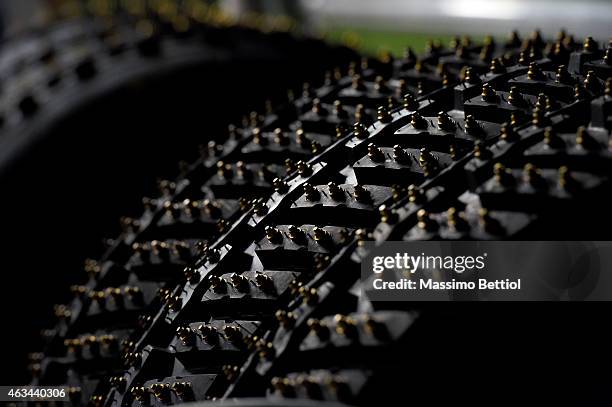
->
[353, 146, 454, 185]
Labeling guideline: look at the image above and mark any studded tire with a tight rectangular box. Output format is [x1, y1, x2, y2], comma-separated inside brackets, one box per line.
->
[2, 10, 356, 385]
[30, 29, 612, 407]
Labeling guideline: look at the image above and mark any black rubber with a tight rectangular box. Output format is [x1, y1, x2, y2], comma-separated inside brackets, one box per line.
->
[28, 28, 612, 407]
[0, 11, 355, 385]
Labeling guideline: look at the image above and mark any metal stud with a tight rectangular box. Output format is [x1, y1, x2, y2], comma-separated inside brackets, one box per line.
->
[311, 98, 325, 116]
[275, 310, 296, 329]
[198, 324, 218, 344]
[353, 122, 369, 139]
[535, 94, 547, 111]
[172, 382, 192, 399]
[575, 126, 592, 148]
[297, 160, 312, 176]
[479, 208, 504, 235]
[150, 383, 171, 401]
[527, 62, 543, 81]
[377, 105, 392, 123]
[437, 111, 456, 131]
[89, 290, 106, 305]
[417, 209, 434, 231]
[574, 84, 588, 100]
[353, 185, 370, 203]
[253, 198, 268, 216]
[407, 184, 424, 204]
[507, 86, 524, 107]
[391, 185, 406, 201]
[493, 163, 514, 186]
[176, 326, 195, 346]
[294, 129, 308, 148]
[479, 43, 493, 62]
[254, 272, 275, 293]
[265, 226, 283, 244]
[298, 375, 322, 398]
[507, 30, 521, 47]
[463, 67, 480, 84]
[271, 377, 295, 397]
[302, 83, 314, 98]
[223, 364, 239, 381]
[300, 286, 319, 305]
[446, 207, 468, 231]
[518, 50, 531, 66]
[355, 104, 366, 122]
[230, 273, 249, 293]
[417, 81, 426, 95]
[403, 93, 419, 111]
[223, 325, 243, 345]
[604, 48, 612, 65]
[403, 47, 417, 63]
[252, 127, 267, 146]
[288, 225, 306, 243]
[68, 386, 82, 401]
[351, 74, 366, 91]
[543, 127, 563, 148]
[414, 59, 427, 73]
[481, 84, 499, 103]
[209, 275, 226, 294]
[583, 36, 598, 53]
[168, 295, 182, 312]
[273, 128, 289, 145]
[184, 267, 199, 283]
[334, 314, 357, 337]
[364, 316, 388, 339]
[410, 112, 428, 129]
[379, 205, 397, 224]
[257, 340, 275, 360]
[109, 376, 126, 391]
[584, 70, 601, 92]
[490, 58, 505, 74]
[334, 100, 348, 119]
[307, 318, 329, 339]
[464, 114, 481, 136]
[130, 386, 147, 401]
[303, 183, 320, 201]
[500, 122, 517, 142]
[532, 108, 549, 127]
[418, 148, 435, 173]
[328, 182, 344, 201]
[367, 143, 385, 162]
[273, 178, 288, 194]
[393, 145, 410, 164]
[312, 226, 332, 243]
[355, 228, 370, 246]
[70, 285, 87, 297]
[555, 65, 571, 84]
[396, 81, 408, 102]
[374, 75, 389, 93]
[523, 163, 542, 187]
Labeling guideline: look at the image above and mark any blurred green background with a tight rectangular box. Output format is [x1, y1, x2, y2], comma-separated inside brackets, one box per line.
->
[1, 0, 608, 56]
[324, 27, 456, 55]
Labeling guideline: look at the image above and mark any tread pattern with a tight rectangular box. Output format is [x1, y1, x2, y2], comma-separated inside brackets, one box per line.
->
[30, 29, 612, 406]
[1, 3, 358, 384]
